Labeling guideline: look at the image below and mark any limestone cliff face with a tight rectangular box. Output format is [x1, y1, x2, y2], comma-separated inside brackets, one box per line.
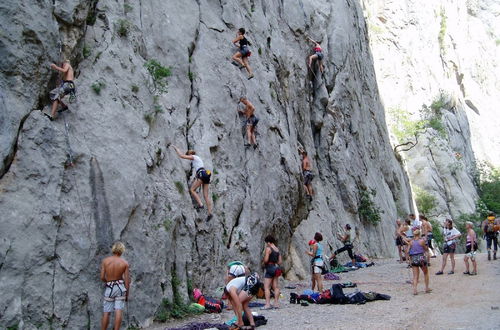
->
[362, 0, 500, 219]
[2, 0, 414, 328]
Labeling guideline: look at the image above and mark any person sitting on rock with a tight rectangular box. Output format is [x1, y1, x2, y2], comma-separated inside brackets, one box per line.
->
[172, 145, 213, 221]
[330, 224, 356, 268]
[237, 97, 259, 149]
[301, 149, 314, 201]
[231, 28, 254, 80]
[46, 59, 75, 121]
[307, 36, 324, 73]
[100, 241, 130, 330]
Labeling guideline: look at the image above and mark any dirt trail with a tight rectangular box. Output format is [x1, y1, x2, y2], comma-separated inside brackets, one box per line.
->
[147, 254, 500, 330]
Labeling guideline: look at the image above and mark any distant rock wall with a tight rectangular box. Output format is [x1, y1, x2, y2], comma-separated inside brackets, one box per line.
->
[362, 0, 500, 219]
[2, 0, 418, 328]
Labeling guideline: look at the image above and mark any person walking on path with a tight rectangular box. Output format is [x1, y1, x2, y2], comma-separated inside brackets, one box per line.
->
[463, 222, 478, 275]
[306, 232, 324, 292]
[237, 97, 258, 148]
[301, 150, 314, 201]
[261, 235, 282, 310]
[231, 28, 254, 79]
[403, 230, 431, 295]
[172, 145, 213, 221]
[482, 212, 499, 260]
[330, 224, 356, 268]
[436, 219, 461, 275]
[100, 242, 130, 330]
[47, 59, 75, 120]
[394, 219, 405, 263]
[400, 219, 413, 267]
[306, 36, 324, 73]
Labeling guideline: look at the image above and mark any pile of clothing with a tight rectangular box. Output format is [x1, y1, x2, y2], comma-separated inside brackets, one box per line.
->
[289, 284, 390, 305]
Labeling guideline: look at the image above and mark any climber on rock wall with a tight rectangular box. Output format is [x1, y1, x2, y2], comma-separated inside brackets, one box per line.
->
[306, 36, 324, 74]
[300, 150, 314, 201]
[46, 59, 75, 121]
[100, 242, 130, 330]
[172, 145, 213, 221]
[237, 97, 259, 149]
[231, 28, 254, 80]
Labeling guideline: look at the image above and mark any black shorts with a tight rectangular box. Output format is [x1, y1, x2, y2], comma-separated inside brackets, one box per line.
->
[395, 236, 404, 246]
[443, 243, 456, 254]
[196, 169, 211, 184]
[264, 264, 281, 278]
[465, 243, 478, 254]
[315, 51, 323, 60]
[240, 45, 251, 57]
[426, 234, 433, 249]
[246, 115, 259, 127]
[303, 170, 314, 185]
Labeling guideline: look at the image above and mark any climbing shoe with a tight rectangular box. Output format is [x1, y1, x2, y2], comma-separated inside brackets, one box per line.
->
[247, 74, 254, 80]
[435, 271, 443, 275]
[194, 205, 204, 211]
[253, 144, 258, 149]
[43, 113, 54, 121]
[57, 105, 69, 113]
[206, 214, 213, 222]
[244, 143, 251, 147]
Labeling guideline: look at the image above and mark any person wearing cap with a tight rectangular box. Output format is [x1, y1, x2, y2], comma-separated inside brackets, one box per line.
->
[482, 213, 499, 260]
[306, 232, 324, 292]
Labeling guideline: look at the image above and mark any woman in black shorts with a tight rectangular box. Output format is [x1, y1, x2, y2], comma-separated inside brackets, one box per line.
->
[262, 235, 281, 309]
[231, 28, 254, 79]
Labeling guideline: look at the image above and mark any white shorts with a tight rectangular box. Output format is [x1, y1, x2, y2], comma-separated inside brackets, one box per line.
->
[103, 280, 126, 313]
[312, 260, 324, 274]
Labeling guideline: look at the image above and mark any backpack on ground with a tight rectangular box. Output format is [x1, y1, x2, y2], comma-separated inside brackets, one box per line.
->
[330, 284, 348, 304]
[245, 272, 262, 296]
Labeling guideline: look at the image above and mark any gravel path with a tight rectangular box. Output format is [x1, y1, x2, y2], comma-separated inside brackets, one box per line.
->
[147, 254, 500, 330]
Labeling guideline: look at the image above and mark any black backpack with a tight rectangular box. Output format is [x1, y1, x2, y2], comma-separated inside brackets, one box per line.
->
[330, 284, 348, 304]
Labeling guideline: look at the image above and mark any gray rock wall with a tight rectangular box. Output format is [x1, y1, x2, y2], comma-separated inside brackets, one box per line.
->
[0, 0, 413, 328]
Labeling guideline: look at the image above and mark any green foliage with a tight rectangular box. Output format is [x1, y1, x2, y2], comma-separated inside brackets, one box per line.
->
[455, 213, 483, 247]
[144, 59, 172, 95]
[7, 324, 19, 330]
[91, 81, 105, 95]
[430, 219, 444, 248]
[163, 219, 172, 231]
[438, 9, 447, 53]
[188, 71, 195, 81]
[124, 3, 133, 13]
[131, 84, 139, 93]
[415, 187, 437, 216]
[479, 167, 500, 214]
[174, 181, 184, 194]
[258, 47, 262, 55]
[86, 12, 97, 25]
[143, 113, 154, 126]
[82, 45, 91, 59]
[212, 193, 218, 203]
[358, 188, 383, 225]
[116, 19, 130, 37]
[213, 168, 219, 175]
[155, 275, 202, 322]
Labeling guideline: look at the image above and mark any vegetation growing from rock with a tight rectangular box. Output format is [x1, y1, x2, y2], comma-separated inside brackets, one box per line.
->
[155, 275, 201, 321]
[116, 19, 130, 37]
[144, 59, 172, 95]
[358, 188, 382, 225]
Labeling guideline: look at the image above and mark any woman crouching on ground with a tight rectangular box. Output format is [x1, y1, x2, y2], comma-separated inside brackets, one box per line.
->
[463, 221, 478, 275]
[262, 235, 282, 310]
[403, 229, 431, 295]
[225, 274, 256, 330]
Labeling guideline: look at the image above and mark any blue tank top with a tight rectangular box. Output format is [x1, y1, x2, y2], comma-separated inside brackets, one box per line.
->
[315, 242, 323, 258]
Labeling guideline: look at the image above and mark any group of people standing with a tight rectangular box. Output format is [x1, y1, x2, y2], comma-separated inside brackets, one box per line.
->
[394, 212, 499, 295]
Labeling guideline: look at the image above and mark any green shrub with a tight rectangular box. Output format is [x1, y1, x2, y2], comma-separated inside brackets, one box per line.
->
[438, 9, 447, 53]
[188, 71, 195, 81]
[155, 274, 202, 322]
[86, 12, 97, 25]
[212, 193, 218, 203]
[124, 3, 133, 13]
[131, 84, 139, 93]
[174, 181, 184, 194]
[430, 219, 444, 248]
[144, 59, 172, 94]
[358, 188, 383, 225]
[480, 168, 500, 213]
[163, 219, 172, 231]
[415, 187, 437, 215]
[116, 19, 130, 37]
[258, 47, 262, 55]
[82, 45, 91, 59]
[91, 81, 105, 95]
[143, 113, 154, 126]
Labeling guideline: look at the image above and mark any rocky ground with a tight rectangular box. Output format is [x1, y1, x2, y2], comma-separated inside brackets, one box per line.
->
[146, 254, 500, 330]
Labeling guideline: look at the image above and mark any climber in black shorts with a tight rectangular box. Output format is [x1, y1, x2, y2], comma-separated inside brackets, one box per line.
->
[237, 97, 258, 149]
[330, 224, 356, 268]
[301, 149, 314, 201]
[231, 28, 254, 79]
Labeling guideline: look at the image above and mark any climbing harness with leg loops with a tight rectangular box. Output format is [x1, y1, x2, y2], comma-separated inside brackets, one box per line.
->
[104, 280, 127, 302]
